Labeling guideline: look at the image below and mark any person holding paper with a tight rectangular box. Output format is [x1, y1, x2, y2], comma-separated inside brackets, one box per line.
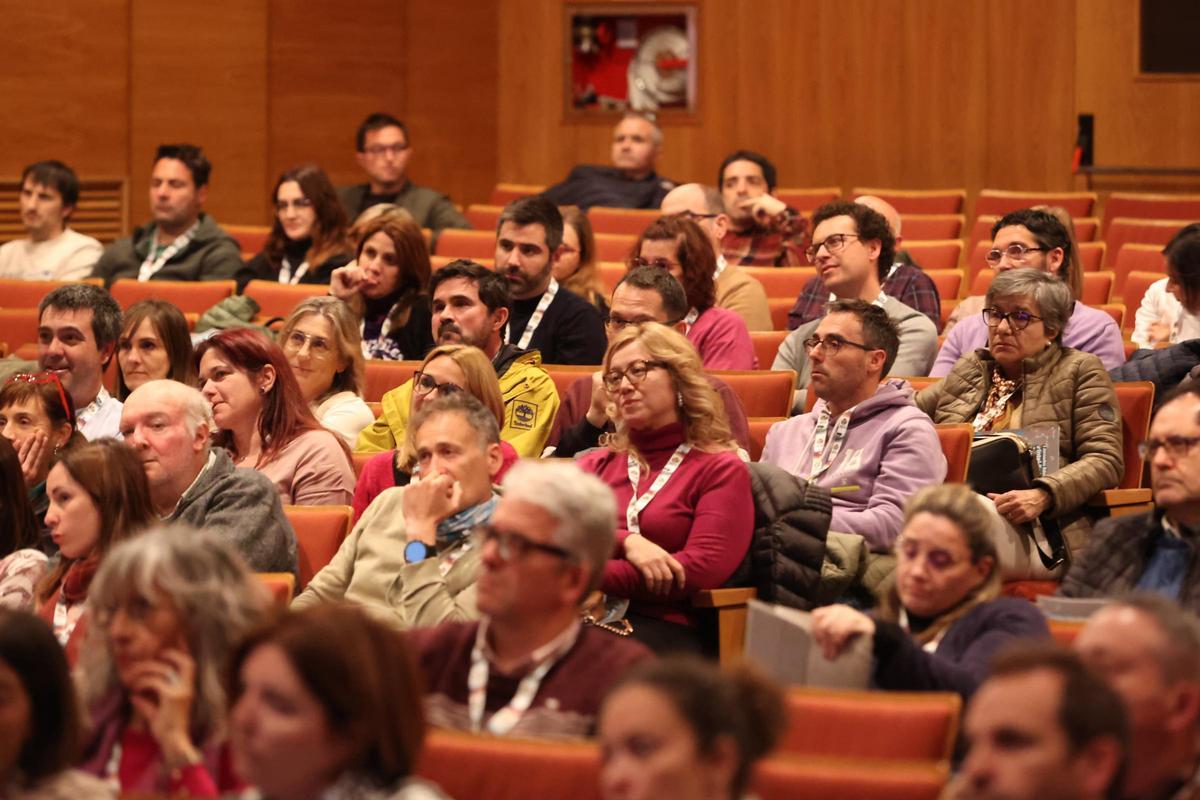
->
[811, 484, 1049, 698]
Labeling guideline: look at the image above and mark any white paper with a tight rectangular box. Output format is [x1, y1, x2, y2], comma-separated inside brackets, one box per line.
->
[1035, 595, 1109, 620]
[745, 600, 872, 689]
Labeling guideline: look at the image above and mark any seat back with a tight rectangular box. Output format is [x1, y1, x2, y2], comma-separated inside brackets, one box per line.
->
[109, 279, 236, 314]
[713, 370, 795, 417]
[435, 229, 495, 259]
[0, 308, 40, 354]
[1074, 217, 1101, 242]
[0, 278, 103, 310]
[850, 187, 966, 214]
[489, 184, 546, 206]
[464, 204, 504, 230]
[750, 330, 789, 369]
[936, 423, 973, 483]
[925, 269, 962, 300]
[747, 416, 785, 461]
[752, 755, 948, 800]
[1121, 271, 1165, 333]
[255, 573, 295, 607]
[0, 176, 127, 244]
[1114, 243, 1168, 300]
[969, 268, 1112, 305]
[1097, 303, 1126, 329]
[974, 190, 1097, 218]
[418, 730, 603, 800]
[743, 267, 816, 300]
[774, 187, 841, 213]
[804, 375, 939, 414]
[594, 233, 638, 263]
[1105, 218, 1192, 269]
[242, 280, 328, 321]
[1078, 241, 1106, 272]
[351, 452, 377, 478]
[1049, 618, 1087, 646]
[1102, 192, 1200, 237]
[899, 214, 964, 240]
[283, 505, 353, 588]
[768, 297, 794, 331]
[225, 224, 271, 257]
[1114, 381, 1155, 489]
[363, 359, 422, 403]
[587, 207, 660, 236]
[596, 261, 625, 294]
[542, 365, 595, 401]
[903, 240, 963, 270]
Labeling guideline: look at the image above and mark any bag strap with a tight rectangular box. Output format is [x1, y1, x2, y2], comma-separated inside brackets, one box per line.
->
[1032, 513, 1067, 571]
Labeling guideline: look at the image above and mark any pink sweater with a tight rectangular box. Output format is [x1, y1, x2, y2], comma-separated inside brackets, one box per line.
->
[687, 306, 758, 370]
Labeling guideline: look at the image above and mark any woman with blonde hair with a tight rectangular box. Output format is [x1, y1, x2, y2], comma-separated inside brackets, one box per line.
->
[277, 296, 374, 447]
[578, 323, 752, 655]
[555, 206, 608, 312]
[352, 343, 517, 520]
[811, 483, 1049, 698]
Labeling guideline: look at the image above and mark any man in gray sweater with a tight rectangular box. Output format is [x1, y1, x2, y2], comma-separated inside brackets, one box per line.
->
[119, 379, 297, 575]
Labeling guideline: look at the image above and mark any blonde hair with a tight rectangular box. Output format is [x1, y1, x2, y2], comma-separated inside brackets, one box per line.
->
[602, 323, 735, 462]
[398, 344, 504, 469]
[277, 296, 366, 400]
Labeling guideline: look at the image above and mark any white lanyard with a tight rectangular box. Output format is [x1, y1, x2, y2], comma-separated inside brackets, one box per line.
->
[53, 591, 81, 647]
[466, 624, 576, 735]
[104, 736, 123, 792]
[511, 279, 559, 350]
[712, 256, 727, 281]
[900, 609, 947, 653]
[682, 307, 700, 334]
[138, 223, 198, 282]
[625, 444, 691, 535]
[279, 257, 310, 285]
[826, 290, 889, 307]
[806, 405, 852, 480]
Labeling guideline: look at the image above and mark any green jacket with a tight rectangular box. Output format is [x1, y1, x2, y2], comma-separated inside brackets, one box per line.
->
[337, 181, 470, 232]
[91, 213, 243, 286]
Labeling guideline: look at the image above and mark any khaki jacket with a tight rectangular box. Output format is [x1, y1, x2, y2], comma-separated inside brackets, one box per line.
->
[716, 263, 773, 331]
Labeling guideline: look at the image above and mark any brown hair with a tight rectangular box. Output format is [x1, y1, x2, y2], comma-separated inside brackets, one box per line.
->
[558, 206, 605, 308]
[629, 216, 717, 313]
[117, 299, 197, 399]
[266, 164, 351, 270]
[0, 436, 39, 555]
[353, 209, 431, 326]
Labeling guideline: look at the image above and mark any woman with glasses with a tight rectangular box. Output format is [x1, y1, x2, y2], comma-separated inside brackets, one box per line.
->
[1131, 223, 1200, 349]
[76, 526, 268, 796]
[196, 328, 355, 506]
[352, 344, 517, 521]
[116, 299, 196, 399]
[0, 437, 48, 610]
[236, 164, 353, 292]
[554, 206, 608, 313]
[628, 216, 756, 370]
[916, 269, 1123, 572]
[577, 323, 753, 654]
[277, 297, 373, 448]
[810, 483, 1049, 697]
[35, 439, 157, 664]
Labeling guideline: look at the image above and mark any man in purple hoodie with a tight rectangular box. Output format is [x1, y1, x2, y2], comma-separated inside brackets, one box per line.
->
[760, 299, 946, 557]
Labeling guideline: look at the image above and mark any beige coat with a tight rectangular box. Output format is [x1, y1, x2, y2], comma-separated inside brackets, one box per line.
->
[915, 344, 1124, 554]
[716, 262, 773, 331]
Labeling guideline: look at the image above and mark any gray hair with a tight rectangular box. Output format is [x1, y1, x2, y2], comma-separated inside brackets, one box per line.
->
[130, 379, 214, 439]
[621, 111, 663, 148]
[76, 525, 269, 741]
[1108, 593, 1200, 685]
[985, 268, 1073, 342]
[500, 460, 616, 595]
[410, 392, 501, 451]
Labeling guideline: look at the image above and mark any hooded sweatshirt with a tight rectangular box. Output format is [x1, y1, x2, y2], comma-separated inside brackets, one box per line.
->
[760, 380, 945, 551]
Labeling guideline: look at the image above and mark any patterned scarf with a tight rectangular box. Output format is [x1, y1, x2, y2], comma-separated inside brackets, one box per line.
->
[974, 367, 1022, 433]
[436, 493, 499, 550]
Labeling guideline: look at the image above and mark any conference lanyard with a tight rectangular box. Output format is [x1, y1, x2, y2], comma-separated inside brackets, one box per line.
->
[626, 444, 692, 535]
[806, 405, 852, 480]
[467, 620, 578, 735]
[512, 279, 559, 350]
[712, 255, 728, 281]
[682, 307, 700, 334]
[53, 592, 81, 647]
[138, 223, 198, 282]
[279, 257, 310, 284]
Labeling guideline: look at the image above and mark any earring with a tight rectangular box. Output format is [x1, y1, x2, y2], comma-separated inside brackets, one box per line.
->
[677, 391, 684, 409]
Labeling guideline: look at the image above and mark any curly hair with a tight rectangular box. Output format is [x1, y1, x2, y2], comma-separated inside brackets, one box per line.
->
[628, 216, 717, 313]
[264, 164, 351, 272]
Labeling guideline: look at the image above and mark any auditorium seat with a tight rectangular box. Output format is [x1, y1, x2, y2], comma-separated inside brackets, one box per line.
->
[714, 370, 796, 418]
[1113, 243, 1168, 300]
[543, 365, 596, 401]
[1086, 381, 1154, 518]
[968, 215, 1100, 255]
[1049, 618, 1087, 646]
[1074, 217, 1101, 242]
[431, 255, 494, 270]
[750, 330, 788, 369]
[489, 183, 545, 205]
[743, 267, 816, 300]
[1078, 242, 1106, 272]
[1104, 218, 1192, 268]
[109, 279, 236, 314]
[900, 214, 964, 240]
[968, 268, 1113, 305]
[1101, 193, 1200, 237]
[850, 187, 966, 214]
[769, 297, 794, 330]
[0, 277, 103, 310]
[596, 261, 625, 294]
[902, 240, 962, 270]
[0, 308, 39, 353]
[363, 359, 422, 403]
[1097, 303, 1125, 329]
[350, 452, 374, 477]
[283, 505, 353, 588]
[925, 269, 962, 301]
[747, 416, 785, 461]
[242, 280, 327, 321]
[974, 189, 1097, 219]
[774, 187, 841, 213]
[464, 204, 504, 230]
[256, 573, 295, 607]
[936, 423, 973, 483]
[587, 206, 659, 236]
[939, 298, 958, 331]
[1121, 271, 1165, 333]
[752, 755, 948, 800]
[225, 224, 271, 257]
[594, 232, 638, 262]
[435, 229, 497, 259]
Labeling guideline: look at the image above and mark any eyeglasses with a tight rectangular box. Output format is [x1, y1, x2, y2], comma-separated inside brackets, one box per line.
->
[896, 537, 966, 571]
[802, 334, 875, 355]
[274, 198, 313, 213]
[281, 330, 333, 359]
[982, 307, 1044, 331]
[671, 210, 719, 222]
[475, 524, 574, 562]
[413, 371, 463, 397]
[602, 359, 668, 392]
[1139, 435, 1200, 460]
[804, 233, 860, 262]
[363, 143, 409, 157]
[6, 372, 72, 422]
[984, 243, 1048, 266]
[630, 256, 681, 271]
[603, 314, 655, 332]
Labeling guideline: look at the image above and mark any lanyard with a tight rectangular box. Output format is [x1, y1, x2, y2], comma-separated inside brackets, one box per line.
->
[899, 608, 947, 653]
[712, 255, 727, 281]
[279, 256, 310, 284]
[466, 622, 577, 735]
[682, 307, 700, 334]
[138, 223, 198, 281]
[805, 405, 852, 480]
[626, 444, 691, 535]
[104, 735, 123, 792]
[511, 279, 559, 350]
[53, 591, 81, 647]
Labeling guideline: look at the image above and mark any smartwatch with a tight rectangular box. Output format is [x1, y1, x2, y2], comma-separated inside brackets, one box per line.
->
[404, 541, 433, 564]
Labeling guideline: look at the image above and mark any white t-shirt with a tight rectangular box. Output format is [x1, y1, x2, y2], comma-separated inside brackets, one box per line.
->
[1132, 277, 1200, 349]
[0, 229, 103, 281]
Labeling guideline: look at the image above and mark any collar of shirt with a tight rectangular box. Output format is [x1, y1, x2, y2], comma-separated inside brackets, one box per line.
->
[826, 289, 890, 307]
[475, 616, 582, 677]
[165, 449, 218, 518]
[77, 387, 113, 424]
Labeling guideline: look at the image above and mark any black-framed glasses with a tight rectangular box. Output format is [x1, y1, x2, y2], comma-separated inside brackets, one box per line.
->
[602, 359, 668, 392]
[363, 143, 409, 157]
[281, 330, 333, 359]
[802, 334, 874, 355]
[630, 256, 680, 271]
[671, 210, 719, 222]
[413, 371, 463, 397]
[475, 524, 574, 562]
[895, 536, 966, 572]
[1138, 435, 1200, 460]
[804, 233, 860, 262]
[984, 243, 1048, 266]
[982, 307, 1044, 331]
[6, 372, 73, 423]
[603, 314, 655, 332]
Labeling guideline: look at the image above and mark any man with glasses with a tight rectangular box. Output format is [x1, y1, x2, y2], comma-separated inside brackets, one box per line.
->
[354, 259, 560, 457]
[717, 149, 809, 266]
[337, 112, 470, 230]
[541, 112, 676, 210]
[659, 182, 772, 330]
[297, 394, 505, 627]
[546, 266, 751, 457]
[1060, 383, 1200, 606]
[932, 208, 1125, 377]
[413, 459, 651, 739]
[774, 201, 937, 410]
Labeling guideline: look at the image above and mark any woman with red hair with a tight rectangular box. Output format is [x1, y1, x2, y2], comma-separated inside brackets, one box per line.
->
[195, 328, 355, 506]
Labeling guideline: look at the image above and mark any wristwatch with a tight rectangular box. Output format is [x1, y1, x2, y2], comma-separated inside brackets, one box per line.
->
[404, 540, 433, 564]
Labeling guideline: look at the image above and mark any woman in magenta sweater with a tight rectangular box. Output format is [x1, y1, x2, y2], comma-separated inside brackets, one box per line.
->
[578, 323, 753, 655]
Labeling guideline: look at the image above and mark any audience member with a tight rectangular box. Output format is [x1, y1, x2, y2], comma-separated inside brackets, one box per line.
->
[761, 301, 945, 555]
[598, 657, 785, 800]
[37, 283, 123, 440]
[0, 160, 102, 280]
[329, 209, 435, 361]
[119, 380, 298, 574]
[495, 197, 607, 364]
[297, 394, 503, 626]
[414, 460, 652, 739]
[1132, 223, 1200, 349]
[952, 645, 1126, 800]
[196, 328, 355, 506]
[811, 484, 1049, 698]
[631, 216, 757, 369]
[578, 323, 752, 654]
[775, 201, 937, 400]
[554, 205, 608, 312]
[933, 208, 1124, 375]
[352, 345, 518, 520]
[236, 164, 353, 292]
[717, 150, 808, 266]
[0, 438, 46, 610]
[659, 183, 772, 331]
[229, 604, 450, 800]
[337, 112, 470, 230]
[356, 260, 559, 458]
[92, 144, 242, 285]
[789, 195, 941, 330]
[1060, 384, 1200, 603]
[1074, 595, 1200, 800]
[36, 439, 156, 662]
[548, 266, 750, 457]
[76, 526, 269, 796]
[0, 609, 114, 798]
[277, 297, 373, 448]
[541, 112, 676, 210]
[116, 299, 195, 399]
[917, 270, 1123, 576]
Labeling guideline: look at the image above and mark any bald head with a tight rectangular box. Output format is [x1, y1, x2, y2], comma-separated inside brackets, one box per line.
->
[120, 379, 214, 514]
[124, 379, 213, 437]
[854, 195, 902, 242]
[660, 183, 729, 254]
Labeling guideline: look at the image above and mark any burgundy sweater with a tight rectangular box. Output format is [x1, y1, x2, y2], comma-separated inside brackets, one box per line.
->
[577, 423, 754, 627]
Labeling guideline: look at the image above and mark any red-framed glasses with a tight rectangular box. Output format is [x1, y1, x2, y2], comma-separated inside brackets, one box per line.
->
[6, 372, 74, 424]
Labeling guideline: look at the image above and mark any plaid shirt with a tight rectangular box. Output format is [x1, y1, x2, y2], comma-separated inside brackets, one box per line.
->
[786, 262, 942, 331]
[721, 210, 810, 267]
